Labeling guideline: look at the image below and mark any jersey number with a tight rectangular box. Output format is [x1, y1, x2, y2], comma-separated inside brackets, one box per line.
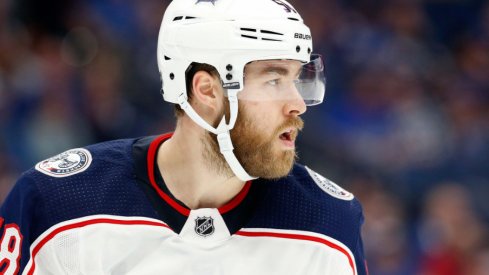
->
[0, 219, 22, 275]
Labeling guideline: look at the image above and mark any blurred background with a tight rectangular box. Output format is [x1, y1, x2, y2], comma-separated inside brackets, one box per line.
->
[0, 0, 488, 274]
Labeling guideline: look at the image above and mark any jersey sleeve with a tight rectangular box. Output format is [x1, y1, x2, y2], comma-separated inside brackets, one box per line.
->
[0, 174, 43, 275]
[302, 165, 369, 275]
[352, 205, 368, 275]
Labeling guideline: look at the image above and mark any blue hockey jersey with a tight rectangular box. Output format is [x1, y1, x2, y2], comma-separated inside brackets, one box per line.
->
[0, 133, 367, 275]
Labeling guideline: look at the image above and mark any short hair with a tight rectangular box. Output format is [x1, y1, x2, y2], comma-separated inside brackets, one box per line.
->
[174, 63, 220, 117]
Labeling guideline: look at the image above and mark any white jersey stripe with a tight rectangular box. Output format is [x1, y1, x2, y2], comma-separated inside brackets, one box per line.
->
[24, 215, 171, 275]
[236, 228, 357, 275]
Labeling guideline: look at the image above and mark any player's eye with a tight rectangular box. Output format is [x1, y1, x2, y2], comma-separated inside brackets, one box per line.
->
[267, 79, 280, 86]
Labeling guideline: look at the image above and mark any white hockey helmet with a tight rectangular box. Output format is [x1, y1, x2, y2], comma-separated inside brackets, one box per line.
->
[157, 0, 325, 181]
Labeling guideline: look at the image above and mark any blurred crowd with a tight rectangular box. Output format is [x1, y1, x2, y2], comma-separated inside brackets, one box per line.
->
[1, 0, 488, 274]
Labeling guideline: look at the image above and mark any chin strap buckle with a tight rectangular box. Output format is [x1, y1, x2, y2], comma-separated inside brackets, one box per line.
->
[216, 118, 233, 153]
[217, 132, 234, 153]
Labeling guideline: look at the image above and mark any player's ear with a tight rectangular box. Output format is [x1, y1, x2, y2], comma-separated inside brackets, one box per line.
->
[191, 71, 224, 114]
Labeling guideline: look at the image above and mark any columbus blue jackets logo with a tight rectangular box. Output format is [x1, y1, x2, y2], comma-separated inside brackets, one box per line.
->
[305, 166, 354, 201]
[35, 148, 92, 178]
[195, 216, 215, 237]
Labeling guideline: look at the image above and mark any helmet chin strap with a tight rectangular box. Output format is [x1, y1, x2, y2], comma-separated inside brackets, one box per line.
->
[178, 93, 257, 182]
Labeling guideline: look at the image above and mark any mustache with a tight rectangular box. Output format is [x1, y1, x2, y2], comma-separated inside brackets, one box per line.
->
[274, 117, 304, 136]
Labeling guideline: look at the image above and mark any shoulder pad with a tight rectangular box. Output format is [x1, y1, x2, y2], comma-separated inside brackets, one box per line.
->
[305, 166, 354, 201]
[35, 148, 92, 178]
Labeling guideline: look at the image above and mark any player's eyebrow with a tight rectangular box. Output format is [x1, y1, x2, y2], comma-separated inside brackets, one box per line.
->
[261, 66, 288, 76]
[260, 65, 302, 78]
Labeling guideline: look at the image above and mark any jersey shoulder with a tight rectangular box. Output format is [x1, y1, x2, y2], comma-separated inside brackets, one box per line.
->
[33, 138, 136, 179]
[0, 137, 161, 275]
[6, 137, 157, 234]
[290, 163, 355, 201]
[287, 163, 364, 228]
[261, 163, 363, 220]
[289, 163, 364, 237]
[253, 163, 364, 246]
[26, 136, 142, 202]
[286, 164, 368, 275]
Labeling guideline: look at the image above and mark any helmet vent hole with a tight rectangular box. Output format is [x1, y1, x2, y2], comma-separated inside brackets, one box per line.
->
[288, 17, 299, 21]
[241, 34, 258, 39]
[226, 74, 233, 80]
[239, 28, 283, 42]
[260, 30, 283, 36]
[262, 38, 281, 42]
[170, 73, 175, 80]
[240, 28, 256, 32]
[296, 46, 301, 52]
[173, 16, 197, 21]
[164, 55, 171, 60]
[307, 48, 311, 54]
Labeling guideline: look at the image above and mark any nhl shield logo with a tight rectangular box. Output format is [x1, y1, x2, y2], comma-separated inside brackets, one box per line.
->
[195, 216, 214, 237]
[35, 148, 92, 178]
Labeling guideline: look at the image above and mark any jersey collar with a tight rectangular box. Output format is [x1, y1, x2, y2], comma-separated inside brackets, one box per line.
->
[132, 133, 266, 234]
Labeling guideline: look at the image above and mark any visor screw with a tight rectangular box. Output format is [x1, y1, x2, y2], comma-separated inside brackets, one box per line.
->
[170, 73, 175, 80]
[307, 48, 311, 54]
[296, 45, 301, 53]
[226, 64, 233, 71]
[226, 73, 233, 80]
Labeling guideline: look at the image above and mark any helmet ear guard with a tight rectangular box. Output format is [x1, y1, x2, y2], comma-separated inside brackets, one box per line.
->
[157, 0, 325, 181]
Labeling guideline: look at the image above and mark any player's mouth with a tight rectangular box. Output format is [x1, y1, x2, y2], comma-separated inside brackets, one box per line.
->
[278, 128, 297, 149]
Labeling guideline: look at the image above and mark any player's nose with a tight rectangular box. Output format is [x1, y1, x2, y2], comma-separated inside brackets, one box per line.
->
[283, 86, 307, 116]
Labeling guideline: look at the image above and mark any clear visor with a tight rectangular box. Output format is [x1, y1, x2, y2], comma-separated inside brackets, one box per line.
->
[237, 54, 326, 106]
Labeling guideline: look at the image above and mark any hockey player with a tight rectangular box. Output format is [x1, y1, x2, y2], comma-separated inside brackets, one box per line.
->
[0, 0, 367, 274]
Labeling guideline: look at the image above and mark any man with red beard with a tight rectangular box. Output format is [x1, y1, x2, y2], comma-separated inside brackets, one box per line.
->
[0, 0, 367, 274]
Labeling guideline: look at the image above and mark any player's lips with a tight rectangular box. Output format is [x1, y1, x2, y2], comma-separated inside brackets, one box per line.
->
[278, 128, 297, 148]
